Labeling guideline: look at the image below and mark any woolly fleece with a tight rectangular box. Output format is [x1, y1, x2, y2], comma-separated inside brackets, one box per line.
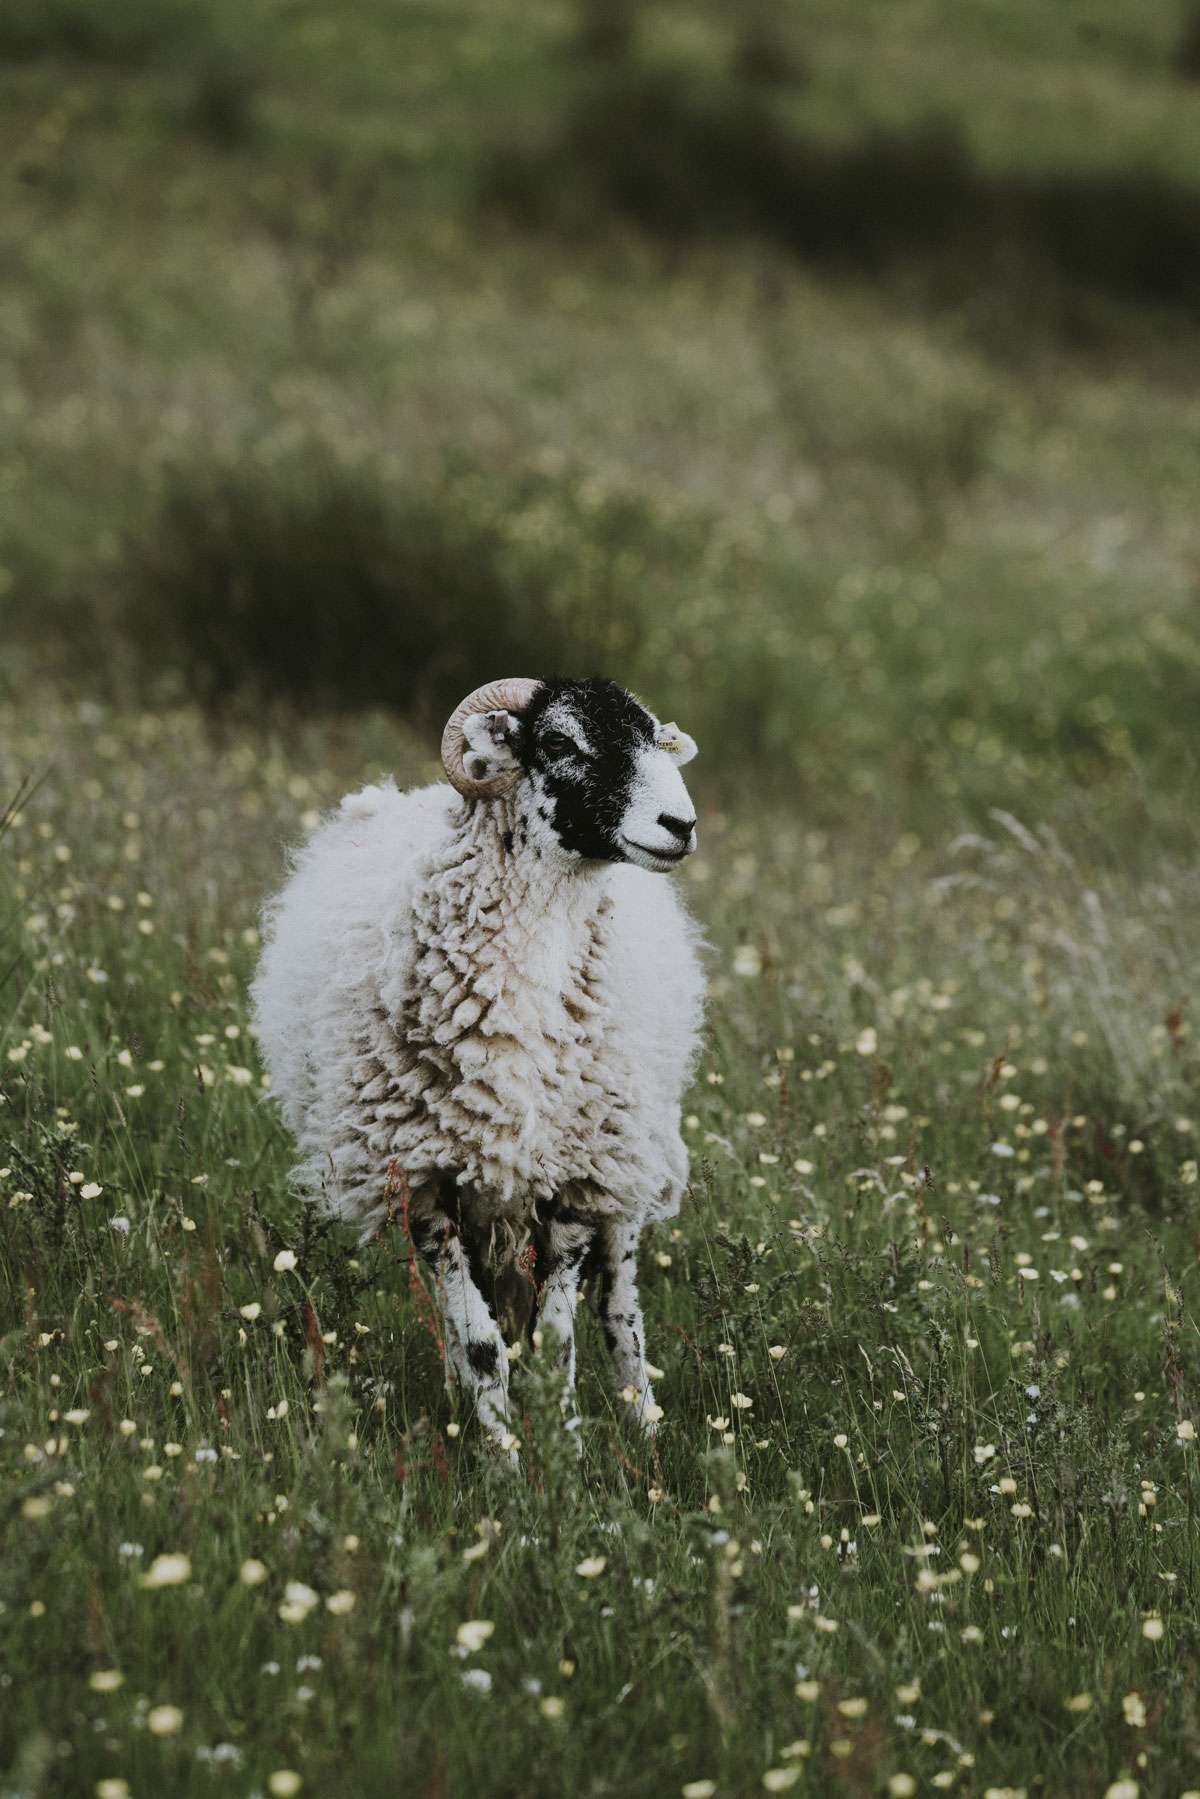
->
[251, 779, 705, 1240]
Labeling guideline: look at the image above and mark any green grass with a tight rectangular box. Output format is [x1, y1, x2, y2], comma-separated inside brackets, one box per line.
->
[2, 694, 1199, 1798]
[3, 2, 1200, 1793]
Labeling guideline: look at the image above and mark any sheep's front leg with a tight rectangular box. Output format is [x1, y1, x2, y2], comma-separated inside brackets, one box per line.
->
[597, 1214, 659, 1432]
[538, 1214, 592, 1442]
[413, 1216, 513, 1455]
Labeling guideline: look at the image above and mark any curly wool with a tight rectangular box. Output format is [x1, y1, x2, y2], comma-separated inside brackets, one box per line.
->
[250, 778, 704, 1240]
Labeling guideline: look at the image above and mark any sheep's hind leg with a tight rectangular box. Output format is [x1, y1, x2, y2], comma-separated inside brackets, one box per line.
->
[537, 1212, 592, 1445]
[412, 1212, 513, 1457]
[596, 1214, 659, 1433]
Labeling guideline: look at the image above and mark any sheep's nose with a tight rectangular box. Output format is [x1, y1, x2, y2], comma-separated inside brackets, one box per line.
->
[658, 812, 697, 844]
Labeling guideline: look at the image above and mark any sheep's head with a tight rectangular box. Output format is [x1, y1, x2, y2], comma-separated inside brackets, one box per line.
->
[441, 676, 698, 873]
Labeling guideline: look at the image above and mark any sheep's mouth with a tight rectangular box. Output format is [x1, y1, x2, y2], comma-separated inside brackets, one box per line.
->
[619, 836, 694, 871]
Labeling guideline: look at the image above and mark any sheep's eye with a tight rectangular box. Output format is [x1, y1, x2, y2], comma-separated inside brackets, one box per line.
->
[542, 732, 579, 759]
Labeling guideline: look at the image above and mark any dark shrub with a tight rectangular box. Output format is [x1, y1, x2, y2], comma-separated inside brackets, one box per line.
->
[573, 0, 636, 61]
[733, 19, 808, 87]
[0, 0, 210, 63]
[483, 67, 1200, 312]
[492, 72, 977, 261]
[119, 458, 667, 723]
[126, 466, 534, 718]
[183, 44, 261, 146]
[1176, 4, 1200, 78]
[0, 0, 262, 140]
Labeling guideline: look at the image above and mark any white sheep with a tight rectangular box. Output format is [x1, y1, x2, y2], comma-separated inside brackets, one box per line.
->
[251, 676, 705, 1447]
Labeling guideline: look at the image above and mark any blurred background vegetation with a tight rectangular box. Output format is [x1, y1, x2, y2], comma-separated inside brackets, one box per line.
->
[1, 0, 1198, 835]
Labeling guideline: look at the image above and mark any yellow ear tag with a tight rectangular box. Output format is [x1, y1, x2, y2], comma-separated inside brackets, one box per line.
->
[656, 735, 683, 754]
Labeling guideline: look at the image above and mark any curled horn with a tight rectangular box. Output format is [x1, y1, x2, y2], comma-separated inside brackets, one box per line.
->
[440, 678, 543, 799]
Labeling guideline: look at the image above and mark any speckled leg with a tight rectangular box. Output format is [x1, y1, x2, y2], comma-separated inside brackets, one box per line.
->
[538, 1214, 592, 1443]
[596, 1214, 658, 1432]
[412, 1213, 512, 1454]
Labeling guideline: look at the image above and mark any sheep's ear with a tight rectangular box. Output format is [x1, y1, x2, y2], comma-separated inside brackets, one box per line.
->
[460, 708, 524, 787]
[656, 722, 698, 766]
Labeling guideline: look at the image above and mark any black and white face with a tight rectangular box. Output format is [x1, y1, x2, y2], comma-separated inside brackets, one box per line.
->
[459, 678, 699, 872]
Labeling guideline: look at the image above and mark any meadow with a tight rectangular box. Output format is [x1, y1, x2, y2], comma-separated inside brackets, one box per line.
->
[3, 3, 1200, 1796]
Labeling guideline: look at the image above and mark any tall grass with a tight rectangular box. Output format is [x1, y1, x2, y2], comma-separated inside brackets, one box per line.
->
[1, 694, 1198, 1796]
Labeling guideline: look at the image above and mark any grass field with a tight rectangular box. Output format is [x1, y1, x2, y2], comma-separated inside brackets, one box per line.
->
[3, 3, 1200, 1796]
[3, 692, 1199, 1799]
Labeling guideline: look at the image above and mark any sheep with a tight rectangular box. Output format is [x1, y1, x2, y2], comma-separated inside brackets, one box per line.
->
[250, 676, 705, 1449]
